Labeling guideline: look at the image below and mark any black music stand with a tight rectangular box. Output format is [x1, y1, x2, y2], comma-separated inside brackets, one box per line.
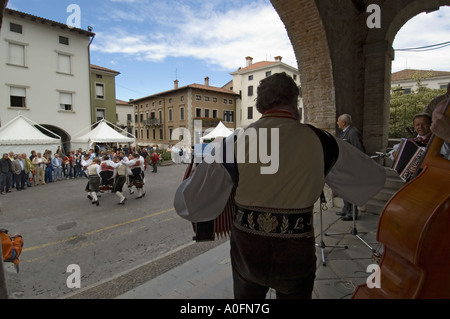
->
[325, 203, 379, 255]
[315, 193, 348, 266]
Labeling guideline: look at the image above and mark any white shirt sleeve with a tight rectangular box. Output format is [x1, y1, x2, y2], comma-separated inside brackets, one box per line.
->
[325, 137, 386, 206]
[174, 161, 233, 223]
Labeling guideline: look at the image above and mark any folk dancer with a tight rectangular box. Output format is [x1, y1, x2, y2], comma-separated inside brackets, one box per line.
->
[111, 156, 128, 205]
[99, 155, 116, 191]
[87, 157, 101, 206]
[127, 153, 146, 199]
[81, 153, 94, 200]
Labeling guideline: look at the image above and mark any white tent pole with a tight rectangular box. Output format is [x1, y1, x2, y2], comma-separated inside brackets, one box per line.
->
[101, 119, 136, 139]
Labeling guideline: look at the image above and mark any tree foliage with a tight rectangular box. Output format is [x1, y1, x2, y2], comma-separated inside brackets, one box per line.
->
[389, 87, 445, 138]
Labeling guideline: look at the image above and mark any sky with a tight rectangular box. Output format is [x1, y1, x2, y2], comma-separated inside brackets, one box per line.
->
[5, 0, 450, 101]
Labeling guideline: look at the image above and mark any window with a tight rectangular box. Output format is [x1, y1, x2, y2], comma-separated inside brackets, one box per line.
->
[223, 110, 234, 122]
[196, 108, 202, 117]
[8, 42, 25, 66]
[229, 99, 233, 105]
[212, 97, 218, 103]
[169, 98, 172, 104]
[10, 23, 22, 33]
[153, 129, 156, 140]
[169, 108, 173, 121]
[159, 129, 163, 140]
[96, 109, 105, 122]
[266, 71, 272, 77]
[59, 36, 69, 45]
[204, 109, 210, 118]
[96, 74, 103, 79]
[180, 107, 185, 120]
[196, 95, 202, 101]
[10, 87, 26, 108]
[59, 92, 73, 111]
[95, 83, 105, 99]
[204, 96, 210, 102]
[223, 99, 228, 104]
[57, 53, 71, 74]
[180, 96, 184, 102]
[212, 110, 218, 118]
[247, 107, 253, 120]
[248, 75, 253, 81]
[248, 86, 253, 96]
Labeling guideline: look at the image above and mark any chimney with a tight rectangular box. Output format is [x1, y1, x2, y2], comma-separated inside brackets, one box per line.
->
[174, 80, 179, 89]
[245, 56, 253, 67]
[204, 77, 209, 86]
[274, 56, 282, 62]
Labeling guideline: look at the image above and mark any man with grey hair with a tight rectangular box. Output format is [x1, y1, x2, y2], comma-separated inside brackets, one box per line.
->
[336, 113, 365, 220]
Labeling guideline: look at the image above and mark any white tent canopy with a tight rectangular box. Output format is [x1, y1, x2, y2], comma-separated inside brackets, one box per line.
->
[71, 119, 135, 151]
[0, 114, 61, 155]
[201, 121, 234, 141]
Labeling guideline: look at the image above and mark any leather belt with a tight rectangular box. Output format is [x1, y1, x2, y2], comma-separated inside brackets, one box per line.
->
[234, 206, 314, 238]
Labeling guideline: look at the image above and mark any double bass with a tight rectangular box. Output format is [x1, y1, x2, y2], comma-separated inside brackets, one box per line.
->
[353, 99, 450, 299]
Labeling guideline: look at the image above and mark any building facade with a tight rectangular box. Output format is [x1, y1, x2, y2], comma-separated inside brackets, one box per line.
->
[116, 98, 134, 137]
[132, 78, 239, 149]
[230, 56, 302, 128]
[91, 64, 120, 124]
[0, 8, 94, 152]
[391, 69, 450, 94]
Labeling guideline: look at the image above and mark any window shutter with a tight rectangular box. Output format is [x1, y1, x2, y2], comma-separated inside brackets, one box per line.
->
[10, 87, 26, 97]
[58, 54, 71, 74]
[9, 43, 25, 66]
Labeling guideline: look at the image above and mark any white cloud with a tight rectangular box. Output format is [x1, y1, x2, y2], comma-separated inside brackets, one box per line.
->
[91, 1, 297, 71]
[392, 6, 450, 72]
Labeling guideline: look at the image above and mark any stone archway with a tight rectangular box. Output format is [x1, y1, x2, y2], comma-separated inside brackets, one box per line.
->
[36, 124, 71, 153]
[270, 0, 450, 155]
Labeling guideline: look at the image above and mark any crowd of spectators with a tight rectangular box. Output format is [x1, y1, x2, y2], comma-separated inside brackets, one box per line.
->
[0, 145, 161, 195]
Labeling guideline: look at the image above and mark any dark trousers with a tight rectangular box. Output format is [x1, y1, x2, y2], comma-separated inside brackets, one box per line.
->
[0, 172, 11, 192]
[343, 200, 359, 218]
[230, 225, 316, 299]
[14, 171, 27, 190]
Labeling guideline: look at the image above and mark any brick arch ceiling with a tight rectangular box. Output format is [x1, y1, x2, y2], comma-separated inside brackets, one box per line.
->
[270, 0, 450, 155]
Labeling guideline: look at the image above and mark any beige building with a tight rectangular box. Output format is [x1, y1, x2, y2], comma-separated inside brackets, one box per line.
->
[131, 77, 239, 149]
[230, 56, 302, 128]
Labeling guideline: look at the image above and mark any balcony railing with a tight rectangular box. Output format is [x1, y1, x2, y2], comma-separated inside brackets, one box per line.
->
[144, 119, 163, 127]
[194, 117, 222, 127]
